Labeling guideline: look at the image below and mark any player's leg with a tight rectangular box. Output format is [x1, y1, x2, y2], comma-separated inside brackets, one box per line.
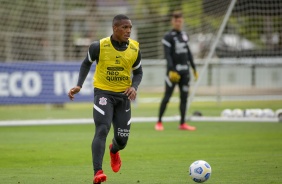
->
[110, 96, 131, 172]
[155, 75, 176, 131]
[178, 74, 196, 131]
[178, 73, 189, 124]
[112, 96, 131, 151]
[158, 75, 176, 122]
[92, 94, 113, 178]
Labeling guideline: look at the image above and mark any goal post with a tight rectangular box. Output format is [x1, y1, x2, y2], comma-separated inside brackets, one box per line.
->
[186, 0, 238, 114]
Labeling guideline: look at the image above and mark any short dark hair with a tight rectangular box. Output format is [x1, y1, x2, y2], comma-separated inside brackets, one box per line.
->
[171, 11, 182, 18]
[112, 14, 130, 26]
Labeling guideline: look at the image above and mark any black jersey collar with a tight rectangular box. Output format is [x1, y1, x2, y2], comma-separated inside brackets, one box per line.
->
[172, 29, 182, 34]
[110, 35, 129, 50]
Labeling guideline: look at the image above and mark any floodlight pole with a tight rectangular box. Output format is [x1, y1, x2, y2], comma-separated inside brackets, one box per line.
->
[187, 0, 237, 115]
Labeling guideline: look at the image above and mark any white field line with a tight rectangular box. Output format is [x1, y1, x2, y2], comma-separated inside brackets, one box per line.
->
[189, 116, 279, 123]
[0, 116, 279, 126]
[138, 95, 282, 103]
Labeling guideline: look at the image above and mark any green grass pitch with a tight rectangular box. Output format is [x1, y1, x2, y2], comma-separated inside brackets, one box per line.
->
[0, 94, 281, 183]
[0, 122, 281, 184]
[0, 98, 281, 121]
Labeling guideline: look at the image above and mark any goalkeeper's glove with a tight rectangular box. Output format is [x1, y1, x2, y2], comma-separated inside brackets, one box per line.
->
[193, 69, 199, 81]
[169, 71, 180, 83]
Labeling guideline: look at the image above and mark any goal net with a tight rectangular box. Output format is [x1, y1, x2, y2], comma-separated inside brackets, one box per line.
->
[187, 0, 282, 110]
[0, 0, 281, 105]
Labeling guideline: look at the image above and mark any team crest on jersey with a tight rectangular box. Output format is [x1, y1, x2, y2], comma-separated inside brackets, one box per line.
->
[182, 33, 188, 41]
[99, 97, 107, 105]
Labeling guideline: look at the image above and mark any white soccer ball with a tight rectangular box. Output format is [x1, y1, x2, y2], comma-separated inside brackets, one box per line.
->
[254, 108, 263, 117]
[275, 109, 282, 121]
[189, 160, 212, 183]
[232, 109, 243, 117]
[221, 109, 232, 117]
[244, 109, 256, 117]
[262, 108, 275, 118]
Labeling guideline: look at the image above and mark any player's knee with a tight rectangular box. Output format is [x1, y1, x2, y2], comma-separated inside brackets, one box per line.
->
[180, 92, 188, 102]
[95, 124, 110, 139]
[162, 97, 170, 104]
[181, 98, 187, 104]
[113, 137, 128, 150]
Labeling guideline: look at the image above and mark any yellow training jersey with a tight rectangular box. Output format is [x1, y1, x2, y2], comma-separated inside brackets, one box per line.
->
[93, 37, 139, 92]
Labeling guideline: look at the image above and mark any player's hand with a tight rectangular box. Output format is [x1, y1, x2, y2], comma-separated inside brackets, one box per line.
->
[68, 86, 81, 101]
[124, 87, 137, 101]
[169, 71, 180, 83]
[193, 70, 199, 81]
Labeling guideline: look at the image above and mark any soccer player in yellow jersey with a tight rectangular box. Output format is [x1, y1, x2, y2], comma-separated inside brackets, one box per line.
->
[68, 14, 143, 184]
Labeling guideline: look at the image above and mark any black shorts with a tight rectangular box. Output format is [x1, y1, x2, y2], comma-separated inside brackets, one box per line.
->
[93, 88, 131, 138]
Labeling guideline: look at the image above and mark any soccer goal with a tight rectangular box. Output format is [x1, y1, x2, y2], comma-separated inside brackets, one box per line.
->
[185, 0, 282, 115]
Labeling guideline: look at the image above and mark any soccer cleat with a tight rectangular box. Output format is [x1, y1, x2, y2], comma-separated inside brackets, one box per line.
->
[155, 122, 164, 131]
[93, 170, 107, 184]
[109, 144, 121, 172]
[179, 123, 196, 131]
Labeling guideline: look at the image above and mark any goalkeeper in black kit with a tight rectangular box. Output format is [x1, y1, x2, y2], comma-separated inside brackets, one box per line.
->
[155, 11, 198, 131]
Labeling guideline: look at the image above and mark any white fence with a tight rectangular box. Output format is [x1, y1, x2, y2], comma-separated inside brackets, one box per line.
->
[140, 57, 282, 101]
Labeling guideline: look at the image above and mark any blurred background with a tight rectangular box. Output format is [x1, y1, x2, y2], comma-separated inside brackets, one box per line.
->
[0, 0, 281, 119]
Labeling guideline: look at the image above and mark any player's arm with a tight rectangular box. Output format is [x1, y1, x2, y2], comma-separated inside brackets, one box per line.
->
[187, 45, 196, 71]
[187, 44, 198, 81]
[162, 34, 175, 71]
[124, 50, 143, 101]
[131, 50, 143, 91]
[76, 41, 99, 87]
[68, 42, 100, 100]
[162, 34, 180, 83]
